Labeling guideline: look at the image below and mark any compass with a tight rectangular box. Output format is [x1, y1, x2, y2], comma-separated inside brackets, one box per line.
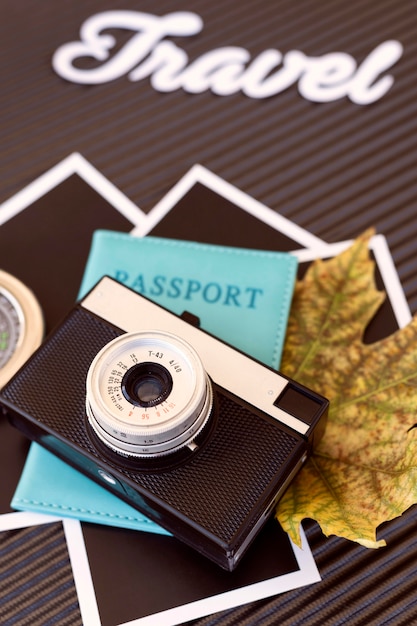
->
[0, 270, 43, 388]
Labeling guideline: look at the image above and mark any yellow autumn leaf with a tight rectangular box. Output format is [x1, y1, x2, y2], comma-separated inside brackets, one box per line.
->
[276, 229, 417, 549]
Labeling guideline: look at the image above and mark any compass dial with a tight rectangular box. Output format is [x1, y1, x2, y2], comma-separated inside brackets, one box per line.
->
[0, 290, 22, 368]
[0, 270, 43, 388]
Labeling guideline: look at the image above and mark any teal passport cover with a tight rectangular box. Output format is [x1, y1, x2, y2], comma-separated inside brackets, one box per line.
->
[12, 232, 298, 533]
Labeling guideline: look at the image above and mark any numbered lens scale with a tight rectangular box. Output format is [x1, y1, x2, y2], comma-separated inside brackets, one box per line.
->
[0, 270, 43, 388]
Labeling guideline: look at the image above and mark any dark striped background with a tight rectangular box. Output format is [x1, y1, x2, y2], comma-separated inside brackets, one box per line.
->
[191, 509, 417, 626]
[1, 1, 417, 624]
[1, 0, 416, 312]
[0, 522, 82, 625]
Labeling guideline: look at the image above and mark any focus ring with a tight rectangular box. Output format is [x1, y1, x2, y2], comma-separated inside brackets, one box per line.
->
[86, 330, 213, 457]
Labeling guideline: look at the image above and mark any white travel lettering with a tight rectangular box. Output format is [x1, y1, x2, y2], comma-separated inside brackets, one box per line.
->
[298, 52, 358, 102]
[52, 10, 403, 105]
[52, 10, 203, 84]
[129, 41, 188, 88]
[179, 47, 250, 95]
[347, 40, 404, 105]
[241, 50, 306, 98]
[298, 40, 403, 104]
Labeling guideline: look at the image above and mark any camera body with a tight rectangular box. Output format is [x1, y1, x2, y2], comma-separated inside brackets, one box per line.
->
[0, 277, 328, 570]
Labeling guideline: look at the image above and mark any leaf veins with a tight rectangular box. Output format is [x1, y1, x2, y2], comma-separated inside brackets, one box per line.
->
[276, 229, 417, 548]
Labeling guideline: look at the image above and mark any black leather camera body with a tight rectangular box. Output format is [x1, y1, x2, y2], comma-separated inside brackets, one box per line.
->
[0, 277, 328, 570]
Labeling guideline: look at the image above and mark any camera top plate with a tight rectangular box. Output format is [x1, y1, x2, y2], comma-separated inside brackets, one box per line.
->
[82, 277, 327, 443]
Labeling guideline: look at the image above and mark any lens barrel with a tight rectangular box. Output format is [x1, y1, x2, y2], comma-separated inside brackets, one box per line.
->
[86, 331, 213, 458]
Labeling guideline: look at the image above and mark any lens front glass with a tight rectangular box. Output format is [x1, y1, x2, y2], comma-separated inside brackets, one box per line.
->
[122, 362, 173, 407]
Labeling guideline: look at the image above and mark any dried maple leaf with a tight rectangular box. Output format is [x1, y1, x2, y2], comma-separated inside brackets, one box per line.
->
[276, 229, 417, 548]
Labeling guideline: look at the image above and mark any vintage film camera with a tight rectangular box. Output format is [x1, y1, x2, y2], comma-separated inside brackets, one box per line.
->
[0, 277, 328, 570]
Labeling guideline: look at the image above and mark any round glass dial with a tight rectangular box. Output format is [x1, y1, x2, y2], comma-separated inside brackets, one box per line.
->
[0, 270, 43, 387]
[0, 290, 22, 368]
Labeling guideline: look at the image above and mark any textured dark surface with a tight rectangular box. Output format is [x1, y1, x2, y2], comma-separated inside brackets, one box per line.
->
[190, 508, 417, 626]
[0, 522, 82, 625]
[1, 0, 417, 311]
[0, 175, 133, 331]
[1, 0, 417, 624]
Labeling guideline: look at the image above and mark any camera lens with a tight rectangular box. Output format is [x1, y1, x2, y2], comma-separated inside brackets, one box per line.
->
[122, 362, 173, 407]
[86, 331, 213, 458]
